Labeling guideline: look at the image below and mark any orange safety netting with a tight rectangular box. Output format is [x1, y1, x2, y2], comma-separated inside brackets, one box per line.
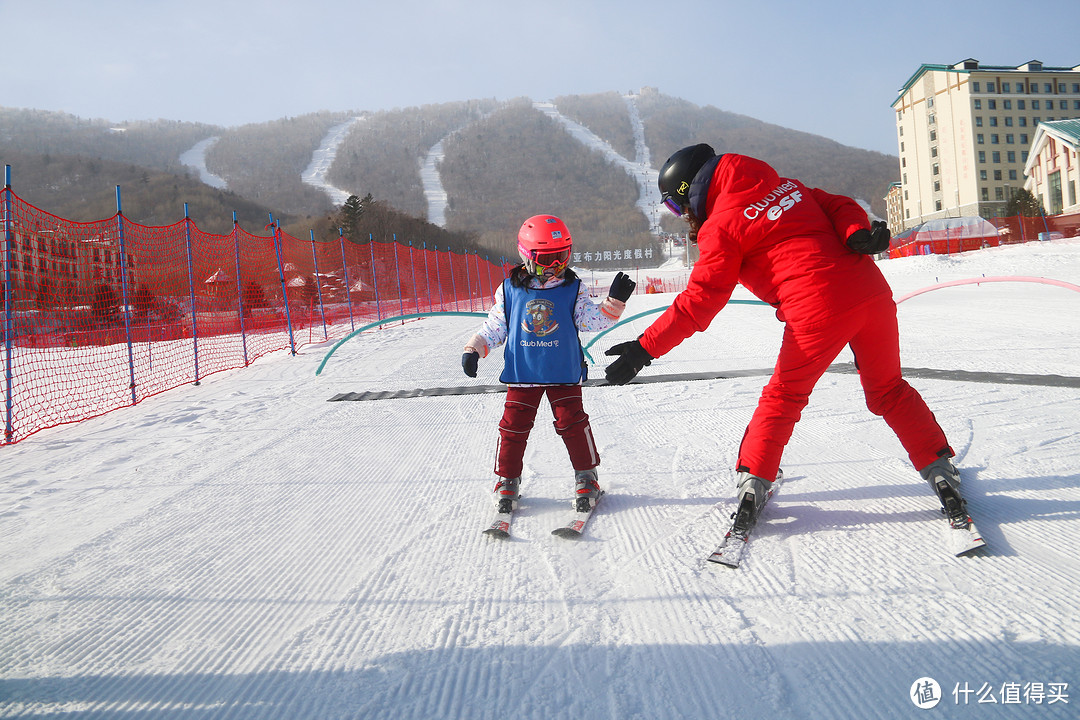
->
[1, 187, 509, 444]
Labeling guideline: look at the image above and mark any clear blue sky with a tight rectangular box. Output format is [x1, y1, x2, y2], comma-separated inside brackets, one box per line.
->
[4, 0, 1079, 156]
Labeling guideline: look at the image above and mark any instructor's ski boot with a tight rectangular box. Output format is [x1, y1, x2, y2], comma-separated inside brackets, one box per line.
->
[493, 476, 521, 513]
[919, 457, 968, 527]
[574, 468, 601, 512]
[732, 470, 778, 532]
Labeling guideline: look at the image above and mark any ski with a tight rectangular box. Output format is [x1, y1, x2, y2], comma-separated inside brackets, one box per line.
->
[551, 491, 604, 538]
[945, 511, 986, 556]
[482, 497, 517, 539]
[707, 471, 785, 568]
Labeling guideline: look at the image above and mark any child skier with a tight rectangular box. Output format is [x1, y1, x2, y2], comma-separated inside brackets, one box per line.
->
[461, 214, 636, 514]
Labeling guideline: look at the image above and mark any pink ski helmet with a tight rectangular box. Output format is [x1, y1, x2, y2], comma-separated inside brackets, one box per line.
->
[517, 214, 573, 277]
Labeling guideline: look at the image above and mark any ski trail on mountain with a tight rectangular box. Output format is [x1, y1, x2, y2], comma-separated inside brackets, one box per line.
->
[420, 137, 451, 227]
[301, 116, 366, 205]
[179, 137, 228, 189]
[533, 99, 663, 234]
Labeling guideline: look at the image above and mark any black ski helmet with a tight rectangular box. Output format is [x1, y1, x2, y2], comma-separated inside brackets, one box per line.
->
[658, 143, 716, 215]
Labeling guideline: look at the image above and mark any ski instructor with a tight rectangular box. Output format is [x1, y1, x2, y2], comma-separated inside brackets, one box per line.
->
[604, 144, 971, 533]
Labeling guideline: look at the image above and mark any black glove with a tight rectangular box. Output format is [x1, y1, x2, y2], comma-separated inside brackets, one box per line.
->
[462, 350, 479, 377]
[846, 221, 891, 255]
[607, 272, 636, 302]
[604, 340, 653, 385]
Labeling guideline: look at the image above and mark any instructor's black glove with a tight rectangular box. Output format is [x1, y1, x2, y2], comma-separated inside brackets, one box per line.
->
[607, 272, 636, 302]
[846, 221, 891, 255]
[604, 340, 653, 385]
[462, 350, 479, 378]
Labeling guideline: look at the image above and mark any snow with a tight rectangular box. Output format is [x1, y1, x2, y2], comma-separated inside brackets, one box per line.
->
[178, 137, 228, 190]
[2, 241, 1080, 718]
[300, 117, 366, 206]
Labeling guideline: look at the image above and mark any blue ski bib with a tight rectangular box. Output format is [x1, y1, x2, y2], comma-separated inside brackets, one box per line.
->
[501, 278, 584, 384]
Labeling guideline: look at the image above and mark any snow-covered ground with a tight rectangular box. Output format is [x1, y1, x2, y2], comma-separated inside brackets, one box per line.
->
[2, 241, 1079, 718]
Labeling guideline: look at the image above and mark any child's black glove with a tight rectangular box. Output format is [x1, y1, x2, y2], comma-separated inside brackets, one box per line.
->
[604, 340, 652, 385]
[608, 272, 636, 302]
[462, 351, 479, 377]
[846, 221, 891, 255]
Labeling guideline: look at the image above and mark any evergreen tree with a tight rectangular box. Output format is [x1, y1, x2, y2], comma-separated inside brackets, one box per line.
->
[1005, 188, 1044, 217]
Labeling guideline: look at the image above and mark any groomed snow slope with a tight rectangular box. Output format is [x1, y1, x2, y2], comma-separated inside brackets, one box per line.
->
[1, 241, 1079, 719]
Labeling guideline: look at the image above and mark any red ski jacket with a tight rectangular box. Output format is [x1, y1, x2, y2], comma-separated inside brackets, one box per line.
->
[640, 154, 892, 358]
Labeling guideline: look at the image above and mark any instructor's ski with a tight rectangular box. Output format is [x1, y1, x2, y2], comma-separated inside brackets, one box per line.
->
[944, 510, 986, 556]
[707, 472, 784, 568]
[552, 492, 604, 538]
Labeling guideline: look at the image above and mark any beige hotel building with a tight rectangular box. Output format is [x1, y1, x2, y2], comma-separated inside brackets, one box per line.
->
[892, 59, 1080, 231]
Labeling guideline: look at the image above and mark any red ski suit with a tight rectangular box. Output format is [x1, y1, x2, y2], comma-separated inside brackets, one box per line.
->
[640, 154, 950, 480]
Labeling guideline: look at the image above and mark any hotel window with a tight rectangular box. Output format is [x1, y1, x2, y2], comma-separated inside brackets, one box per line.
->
[1073, 83, 1080, 93]
[991, 134, 999, 144]
[1045, 83, 1053, 93]
[1007, 151, 1016, 162]
[1020, 134, 1028, 144]
[1060, 100, 1068, 110]
[1002, 83, 1011, 93]
[931, 147, 938, 157]
[979, 151, 986, 163]
[1006, 134, 1014, 144]
[1018, 100, 1026, 109]
[935, 200, 942, 211]
[1009, 170, 1018, 180]
[1005, 117, 1013, 127]
[995, 187, 1004, 200]
[981, 187, 990, 201]
[994, 170, 1002, 180]
[987, 82, 996, 92]
[1058, 83, 1066, 93]
[1020, 117, 1027, 127]
[934, 181, 941, 192]
[992, 151, 1001, 163]
[933, 163, 939, 175]
[973, 82, 981, 92]
[980, 170, 988, 180]
[1004, 99, 1012, 109]
[974, 99, 982, 109]
[989, 117, 998, 127]
[975, 116, 983, 127]
[1033, 100, 1041, 109]
[1022, 151, 1029, 162]
[988, 100, 997, 110]
[929, 130, 937, 141]
[1031, 84, 1039, 94]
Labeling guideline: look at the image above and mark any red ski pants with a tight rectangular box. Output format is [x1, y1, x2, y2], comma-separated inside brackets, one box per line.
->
[495, 385, 599, 479]
[737, 295, 951, 480]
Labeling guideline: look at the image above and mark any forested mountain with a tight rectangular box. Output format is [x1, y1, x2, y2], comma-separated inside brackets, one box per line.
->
[1, 89, 899, 265]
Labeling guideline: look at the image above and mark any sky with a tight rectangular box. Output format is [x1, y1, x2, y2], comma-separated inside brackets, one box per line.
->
[1, 240, 1079, 717]
[3, 0, 1080, 156]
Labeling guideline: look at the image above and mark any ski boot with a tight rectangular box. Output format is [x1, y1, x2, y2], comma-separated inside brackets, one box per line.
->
[731, 470, 779, 533]
[573, 468, 601, 512]
[919, 457, 968, 528]
[493, 476, 521, 513]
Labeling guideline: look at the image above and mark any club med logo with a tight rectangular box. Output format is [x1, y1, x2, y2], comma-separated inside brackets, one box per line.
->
[743, 181, 802, 221]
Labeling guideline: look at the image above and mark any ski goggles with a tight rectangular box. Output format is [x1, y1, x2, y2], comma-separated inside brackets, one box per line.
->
[530, 248, 571, 270]
[662, 195, 686, 216]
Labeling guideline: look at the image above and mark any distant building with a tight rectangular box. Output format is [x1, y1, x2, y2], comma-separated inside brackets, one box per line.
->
[884, 182, 903, 232]
[892, 59, 1080, 230]
[1024, 119, 1080, 216]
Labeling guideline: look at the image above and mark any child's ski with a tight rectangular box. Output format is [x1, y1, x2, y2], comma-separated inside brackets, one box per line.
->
[482, 498, 516, 539]
[551, 492, 604, 538]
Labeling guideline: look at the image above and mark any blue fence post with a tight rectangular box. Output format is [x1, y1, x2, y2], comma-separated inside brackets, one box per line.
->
[114, 186, 137, 405]
[232, 212, 249, 366]
[269, 214, 296, 355]
[433, 244, 445, 312]
[392, 234, 405, 323]
[408, 240, 420, 314]
[339, 229, 355, 332]
[184, 203, 201, 385]
[3, 166, 14, 442]
[449, 245, 460, 311]
[368, 234, 383, 322]
[310, 229, 327, 340]
[422, 242, 433, 313]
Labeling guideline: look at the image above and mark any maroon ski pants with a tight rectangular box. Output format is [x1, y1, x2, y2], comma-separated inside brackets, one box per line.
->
[737, 294, 951, 480]
[495, 385, 599, 479]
